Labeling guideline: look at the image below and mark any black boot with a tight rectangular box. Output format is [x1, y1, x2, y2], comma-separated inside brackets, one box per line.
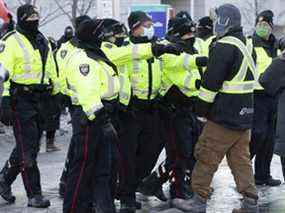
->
[232, 196, 259, 213]
[59, 181, 66, 198]
[137, 173, 167, 201]
[28, 195, 51, 208]
[255, 176, 281, 186]
[169, 176, 193, 200]
[46, 137, 60, 152]
[135, 200, 142, 210]
[0, 177, 15, 204]
[120, 199, 136, 213]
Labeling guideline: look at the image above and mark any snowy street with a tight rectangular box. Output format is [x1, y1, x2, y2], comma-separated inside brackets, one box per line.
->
[0, 116, 285, 213]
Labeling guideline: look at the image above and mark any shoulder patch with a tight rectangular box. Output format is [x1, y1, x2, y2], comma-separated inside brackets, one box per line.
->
[104, 43, 113, 49]
[60, 50, 68, 59]
[0, 43, 5, 53]
[79, 64, 90, 76]
[2, 31, 16, 41]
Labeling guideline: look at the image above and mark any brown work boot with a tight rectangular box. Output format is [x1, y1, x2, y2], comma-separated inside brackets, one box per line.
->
[46, 138, 60, 152]
[232, 196, 259, 213]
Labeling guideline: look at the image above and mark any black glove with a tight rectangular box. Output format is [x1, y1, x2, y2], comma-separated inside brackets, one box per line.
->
[152, 43, 183, 57]
[0, 96, 14, 126]
[54, 93, 71, 109]
[196, 56, 208, 67]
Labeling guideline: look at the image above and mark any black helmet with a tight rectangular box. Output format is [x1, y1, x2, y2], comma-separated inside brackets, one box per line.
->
[176, 11, 192, 22]
[167, 17, 196, 39]
[101, 18, 128, 40]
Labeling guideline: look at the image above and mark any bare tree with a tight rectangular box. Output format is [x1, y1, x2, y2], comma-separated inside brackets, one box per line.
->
[52, 0, 95, 27]
[237, 0, 266, 34]
[8, 0, 66, 27]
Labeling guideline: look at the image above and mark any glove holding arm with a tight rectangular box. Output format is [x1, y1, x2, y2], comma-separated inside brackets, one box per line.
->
[152, 42, 183, 57]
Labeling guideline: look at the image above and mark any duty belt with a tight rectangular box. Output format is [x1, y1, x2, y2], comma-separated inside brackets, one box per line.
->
[130, 96, 159, 111]
[10, 81, 53, 95]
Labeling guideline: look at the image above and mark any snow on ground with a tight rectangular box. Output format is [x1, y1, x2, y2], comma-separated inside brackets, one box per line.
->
[0, 115, 285, 212]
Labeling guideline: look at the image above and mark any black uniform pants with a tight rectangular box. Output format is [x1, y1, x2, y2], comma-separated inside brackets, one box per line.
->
[63, 107, 115, 213]
[250, 92, 277, 181]
[0, 92, 51, 198]
[162, 107, 202, 197]
[42, 94, 61, 133]
[118, 108, 164, 203]
[60, 106, 76, 184]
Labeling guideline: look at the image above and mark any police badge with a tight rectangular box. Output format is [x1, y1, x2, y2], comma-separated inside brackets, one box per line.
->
[60, 50, 67, 59]
[79, 64, 90, 76]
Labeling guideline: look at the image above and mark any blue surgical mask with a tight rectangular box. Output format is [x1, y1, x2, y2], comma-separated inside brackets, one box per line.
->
[142, 26, 154, 40]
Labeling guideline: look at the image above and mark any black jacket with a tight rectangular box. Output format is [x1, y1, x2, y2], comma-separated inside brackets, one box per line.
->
[196, 28, 256, 130]
[259, 56, 285, 156]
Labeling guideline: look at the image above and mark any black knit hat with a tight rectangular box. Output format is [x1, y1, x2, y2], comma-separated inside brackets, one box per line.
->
[256, 10, 274, 27]
[197, 16, 213, 30]
[17, 4, 38, 23]
[76, 19, 105, 42]
[74, 15, 91, 30]
[128, 11, 152, 31]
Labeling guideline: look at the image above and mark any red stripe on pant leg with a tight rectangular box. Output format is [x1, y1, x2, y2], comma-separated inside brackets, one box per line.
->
[14, 113, 33, 197]
[168, 119, 183, 198]
[70, 126, 90, 213]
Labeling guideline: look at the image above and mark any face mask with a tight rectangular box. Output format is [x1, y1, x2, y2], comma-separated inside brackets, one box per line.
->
[197, 28, 212, 39]
[256, 22, 272, 39]
[142, 26, 154, 40]
[20, 20, 39, 33]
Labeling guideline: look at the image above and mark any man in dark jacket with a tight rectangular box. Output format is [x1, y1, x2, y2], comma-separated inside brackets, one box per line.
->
[259, 52, 285, 181]
[249, 10, 281, 186]
[171, 4, 259, 213]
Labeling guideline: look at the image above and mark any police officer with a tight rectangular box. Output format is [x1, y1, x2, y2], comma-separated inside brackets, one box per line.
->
[196, 16, 215, 56]
[197, 16, 213, 41]
[57, 16, 177, 200]
[62, 19, 118, 213]
[138, 17, 207, 202]
[0, 4, 59, 207]
[117, 11, 168, 213]
[259, 51, 285, 182]
[175, 11, 205, 56]
[42, 37, 61, 153]
[172, 4, 259, 212]
[57, 15, 92, 198]
[249, 10, 281, 186]
[57, 25, 74, 49]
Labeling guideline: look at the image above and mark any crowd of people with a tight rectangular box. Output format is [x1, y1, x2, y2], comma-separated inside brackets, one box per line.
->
[0, 2, 285, 213]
